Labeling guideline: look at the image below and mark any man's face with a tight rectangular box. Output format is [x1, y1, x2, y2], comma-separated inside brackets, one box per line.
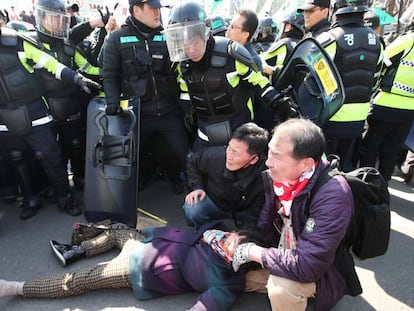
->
[183, 34, 205, 62]
[134, 3, 161, 29]
[225, 139, 257, 171]
[303, 6, 329, 29]
[225, 14, 248, 45]
[42, 13, 69, 37]
[265, 136, 307, 184]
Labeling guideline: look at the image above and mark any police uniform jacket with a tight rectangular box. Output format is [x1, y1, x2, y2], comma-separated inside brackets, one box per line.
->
[178, 36, 275, 135]
[370, 31, 414, 122]
[318, 14, 383, 138]
[101, 16, 180, 116]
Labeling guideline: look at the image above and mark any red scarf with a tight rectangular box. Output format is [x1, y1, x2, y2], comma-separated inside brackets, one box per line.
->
[273, 163, 317, 217]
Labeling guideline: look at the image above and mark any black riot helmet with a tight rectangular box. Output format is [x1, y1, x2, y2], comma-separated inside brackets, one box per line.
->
[282, 11, 305, 34]
[163, 1, 210, 62]
[208, 15, 227, 36]
[34, 0, 70, 39]
[332, 0, 368, 15]
[259, 17, 277, 36]
[167, 1, 207, 27]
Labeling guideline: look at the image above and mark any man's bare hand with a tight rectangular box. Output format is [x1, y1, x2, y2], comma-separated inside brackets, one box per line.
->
[185, 189, 206, 205]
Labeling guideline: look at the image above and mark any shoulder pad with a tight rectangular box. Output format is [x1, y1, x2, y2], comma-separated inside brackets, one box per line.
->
[266, 39, 288, 54]
[1, 27, 18, 47]
[211, 36, 230, 68]
[228, 40, 256, 68]
[18, 32, 43, 50]
[316, 31, 335, 48]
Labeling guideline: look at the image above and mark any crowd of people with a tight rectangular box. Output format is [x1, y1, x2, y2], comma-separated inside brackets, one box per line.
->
[1, 0, 413, 310]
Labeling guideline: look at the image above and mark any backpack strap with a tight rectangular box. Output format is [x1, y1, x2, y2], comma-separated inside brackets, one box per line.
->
[305, 167, 333, 217]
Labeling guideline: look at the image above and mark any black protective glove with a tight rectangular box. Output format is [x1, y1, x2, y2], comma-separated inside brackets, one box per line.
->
[271, 96, 300, 122]
[105, 104, 123, 115]
[98, 6, 110, 26]
[73, 73, 102, 94]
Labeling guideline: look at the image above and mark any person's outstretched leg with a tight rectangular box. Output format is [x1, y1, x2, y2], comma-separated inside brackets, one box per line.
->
[23, 239, 138, 298]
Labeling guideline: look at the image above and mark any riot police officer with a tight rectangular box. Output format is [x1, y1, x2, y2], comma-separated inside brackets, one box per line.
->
[252, 16, 277, 54]
[0, 13, 99, 219]
[163, 1, 294, 151]
[298, 0, 331, 38]
[256, 11, 305, 131]
[316, 0, 383, 172]
[32, 0, 101, 190]
[261, 11, 305, 81]
[359, 27, 414, 181]
[101, 0, 190, 193]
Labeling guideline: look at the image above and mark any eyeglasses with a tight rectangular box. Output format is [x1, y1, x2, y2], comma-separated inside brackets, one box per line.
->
[229, 23, 244, 31]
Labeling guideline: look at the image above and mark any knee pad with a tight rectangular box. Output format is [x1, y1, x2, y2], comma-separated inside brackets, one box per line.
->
[9, 149, 25, 162]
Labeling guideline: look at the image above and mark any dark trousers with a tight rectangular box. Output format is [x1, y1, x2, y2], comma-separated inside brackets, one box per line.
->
[139, 111, 190, 180]
[359, 117, 411, 181]
[19, 123, 70, 196]
[326, 138, 357, 172]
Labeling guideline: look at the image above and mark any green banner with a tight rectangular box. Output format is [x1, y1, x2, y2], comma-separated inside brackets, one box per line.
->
[373, 8, 397, 25]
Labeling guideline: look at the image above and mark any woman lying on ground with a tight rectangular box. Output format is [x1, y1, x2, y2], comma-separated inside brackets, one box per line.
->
[0, 221, 266, 311]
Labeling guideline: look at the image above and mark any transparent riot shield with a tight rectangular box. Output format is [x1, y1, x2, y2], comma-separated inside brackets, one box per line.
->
[275, 37, 345, 126]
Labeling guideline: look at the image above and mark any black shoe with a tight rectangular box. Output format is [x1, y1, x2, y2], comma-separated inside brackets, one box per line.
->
[57, 192, 82, 216]
[49, 240, 85, 266]
[19, 196, 42, 220]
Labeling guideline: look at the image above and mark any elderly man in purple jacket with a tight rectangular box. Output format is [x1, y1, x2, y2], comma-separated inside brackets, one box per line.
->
[232, 118, 356, 310]
[0, 221, 265, 311]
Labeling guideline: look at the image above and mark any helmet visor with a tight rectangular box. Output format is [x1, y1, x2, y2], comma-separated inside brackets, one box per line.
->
[163, 22, 209, 62]
[35, 7, 70, 39]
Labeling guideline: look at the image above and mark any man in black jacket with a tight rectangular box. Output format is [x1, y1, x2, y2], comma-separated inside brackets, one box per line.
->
[183, 123, 268, 229]
[101, 0, 190, 193]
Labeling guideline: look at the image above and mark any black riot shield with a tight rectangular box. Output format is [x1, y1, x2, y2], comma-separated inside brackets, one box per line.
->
[275, 38, 345, 126]
[84, 96, 140, 228]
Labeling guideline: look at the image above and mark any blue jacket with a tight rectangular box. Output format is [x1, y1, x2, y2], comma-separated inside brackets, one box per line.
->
[129, 222, 246, 311]
[258, 159, 354, 310]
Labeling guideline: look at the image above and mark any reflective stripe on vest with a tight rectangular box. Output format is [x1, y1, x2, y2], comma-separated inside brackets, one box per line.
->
[262, 44, 288, 66]
[389, 58, 414, 97]
[373, 91, 414, 110]
[0, 114, 53, 131]
[385, 34, 414, 98]
[329, 102, 370, 122]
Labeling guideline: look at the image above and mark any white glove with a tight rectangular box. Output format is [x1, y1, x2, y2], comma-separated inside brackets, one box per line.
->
[232, 242, 254, 272]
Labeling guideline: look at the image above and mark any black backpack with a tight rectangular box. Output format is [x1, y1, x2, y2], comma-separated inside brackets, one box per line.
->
[309, 165, 391, 260]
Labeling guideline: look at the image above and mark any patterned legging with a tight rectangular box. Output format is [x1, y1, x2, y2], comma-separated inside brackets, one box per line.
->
[23, 223, 143, 298]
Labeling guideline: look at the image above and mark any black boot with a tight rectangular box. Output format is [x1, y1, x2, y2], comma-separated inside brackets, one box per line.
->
[49, 240, 85, 266]
[57, 192, 82, 216]
[19, 195, 42, 220]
